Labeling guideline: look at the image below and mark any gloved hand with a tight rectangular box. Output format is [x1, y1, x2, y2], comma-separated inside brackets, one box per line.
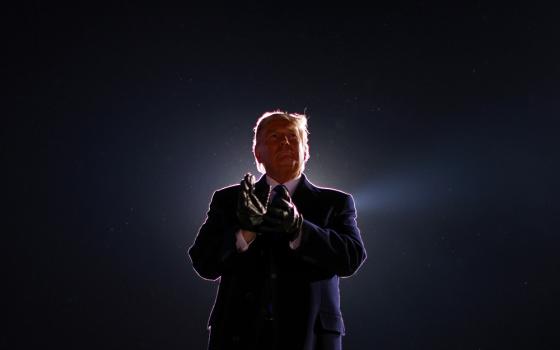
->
[259, 185, 303, 241]
[237, 173, 267, 231]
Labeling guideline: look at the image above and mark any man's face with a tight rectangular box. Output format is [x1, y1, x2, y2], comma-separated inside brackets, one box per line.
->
[255, 118, 308, 181]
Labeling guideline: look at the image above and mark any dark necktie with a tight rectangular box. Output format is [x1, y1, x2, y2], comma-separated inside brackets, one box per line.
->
[271, 184, 288, 202]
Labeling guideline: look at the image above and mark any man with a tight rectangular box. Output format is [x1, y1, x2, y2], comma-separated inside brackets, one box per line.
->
[189, 111, 366, 350]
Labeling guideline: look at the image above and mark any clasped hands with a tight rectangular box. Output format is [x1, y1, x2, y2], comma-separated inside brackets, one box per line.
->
[236, 173, 303, 241]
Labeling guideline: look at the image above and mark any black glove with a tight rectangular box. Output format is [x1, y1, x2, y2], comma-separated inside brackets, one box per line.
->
[259, 185, 303, 241]
[237, 173, 267, 231]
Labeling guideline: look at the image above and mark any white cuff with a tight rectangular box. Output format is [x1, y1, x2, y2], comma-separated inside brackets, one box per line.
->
[289, 229, 303, 250]
[235, 230, 253, 252]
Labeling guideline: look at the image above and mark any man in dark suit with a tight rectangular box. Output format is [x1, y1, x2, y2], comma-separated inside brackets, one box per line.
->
[189, 111, 366, 350]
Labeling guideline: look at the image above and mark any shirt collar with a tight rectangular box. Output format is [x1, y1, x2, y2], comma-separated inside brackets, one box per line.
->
[265, 174, 301, 196]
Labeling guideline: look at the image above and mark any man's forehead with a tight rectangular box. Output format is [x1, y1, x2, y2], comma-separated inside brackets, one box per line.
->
[263, 118, 298, 132]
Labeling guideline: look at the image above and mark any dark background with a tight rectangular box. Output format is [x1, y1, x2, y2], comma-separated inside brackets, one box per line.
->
[5, 2, 556, 349]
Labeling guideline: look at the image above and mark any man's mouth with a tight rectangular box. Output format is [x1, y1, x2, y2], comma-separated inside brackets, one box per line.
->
[277, 152, 292, 158]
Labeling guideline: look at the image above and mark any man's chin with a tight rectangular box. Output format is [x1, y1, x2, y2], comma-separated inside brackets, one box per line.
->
[270, 161, 299, 172]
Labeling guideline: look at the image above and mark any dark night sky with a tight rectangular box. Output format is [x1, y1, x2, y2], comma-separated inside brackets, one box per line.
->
[5, 2, 556, 349]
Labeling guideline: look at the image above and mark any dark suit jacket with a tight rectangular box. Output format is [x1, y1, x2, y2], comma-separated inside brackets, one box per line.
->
[189, 174, 366, 350]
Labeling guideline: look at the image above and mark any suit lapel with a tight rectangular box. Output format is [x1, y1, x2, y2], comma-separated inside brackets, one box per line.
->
[292, 173, 319, 215]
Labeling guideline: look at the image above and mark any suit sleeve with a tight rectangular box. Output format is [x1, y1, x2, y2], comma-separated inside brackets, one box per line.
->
[188, 190, 239, 280]
[297, 194, 366, 277]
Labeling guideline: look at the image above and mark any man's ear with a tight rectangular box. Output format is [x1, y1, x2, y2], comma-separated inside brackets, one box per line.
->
[304, 144, 310, 162]
[254, 146, 262, 163]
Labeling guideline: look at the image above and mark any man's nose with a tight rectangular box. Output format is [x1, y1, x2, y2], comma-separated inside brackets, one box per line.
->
[279, 135, 290, 145]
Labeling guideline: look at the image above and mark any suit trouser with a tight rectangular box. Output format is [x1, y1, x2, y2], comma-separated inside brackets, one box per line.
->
[313, 331, 342, 350]
[208, 322, 342, 350]
[257, 322, 342, 350]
